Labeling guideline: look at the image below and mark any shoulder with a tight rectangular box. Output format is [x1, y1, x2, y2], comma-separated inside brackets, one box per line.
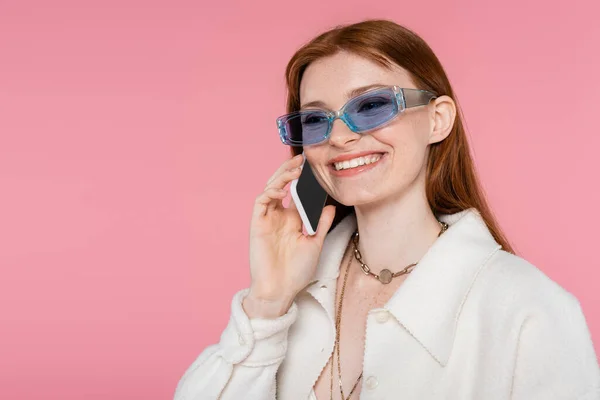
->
[477, 254, 600, 394]
[462, 249, 596, 349]
[473, 249, 581, 316]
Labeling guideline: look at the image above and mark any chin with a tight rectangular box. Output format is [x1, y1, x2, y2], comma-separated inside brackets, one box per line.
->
[331, 191, 385, 208]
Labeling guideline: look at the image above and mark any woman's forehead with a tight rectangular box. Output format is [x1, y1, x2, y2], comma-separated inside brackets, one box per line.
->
[299, 52, 413, 107]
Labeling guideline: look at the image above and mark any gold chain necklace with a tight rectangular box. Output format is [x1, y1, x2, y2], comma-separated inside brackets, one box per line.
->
[330, 242, 361, 400]
[329, 220, 449, 399]
[352, 220, 448, 284]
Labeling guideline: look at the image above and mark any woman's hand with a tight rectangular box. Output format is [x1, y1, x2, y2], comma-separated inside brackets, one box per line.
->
[244, 154, 336, 319]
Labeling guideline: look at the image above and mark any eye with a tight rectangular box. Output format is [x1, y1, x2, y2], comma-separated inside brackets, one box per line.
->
[359, 101, 384, 112]
[356, 97, 391, 113]
[302, 113, 327, 124]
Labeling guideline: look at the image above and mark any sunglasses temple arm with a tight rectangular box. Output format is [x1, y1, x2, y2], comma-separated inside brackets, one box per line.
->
[403, 89, 438, 108]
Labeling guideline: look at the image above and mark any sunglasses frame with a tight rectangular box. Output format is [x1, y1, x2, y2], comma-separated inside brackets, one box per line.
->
[276, 86, 438, 147]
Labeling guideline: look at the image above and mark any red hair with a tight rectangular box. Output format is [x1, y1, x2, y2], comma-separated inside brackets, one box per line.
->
[284, 19, 514, 254]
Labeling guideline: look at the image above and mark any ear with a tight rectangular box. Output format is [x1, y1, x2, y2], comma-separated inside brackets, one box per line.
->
[428, 95, 456, 144]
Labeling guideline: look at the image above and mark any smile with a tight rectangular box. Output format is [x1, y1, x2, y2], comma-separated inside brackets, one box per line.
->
[328, 152, 387, 177]
[333, 153, 382, 171]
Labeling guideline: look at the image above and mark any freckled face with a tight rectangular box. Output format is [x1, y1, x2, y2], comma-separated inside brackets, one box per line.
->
[300, 51, 435, 207]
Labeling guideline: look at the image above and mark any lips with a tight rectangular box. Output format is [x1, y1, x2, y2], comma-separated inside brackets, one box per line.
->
[332, 153, 383, 171]
[328, 151, 386, 165]
[328, 152, 387, 177]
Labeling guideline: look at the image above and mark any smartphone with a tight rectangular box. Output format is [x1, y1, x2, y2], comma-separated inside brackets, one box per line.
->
[290, 155, 328, 236]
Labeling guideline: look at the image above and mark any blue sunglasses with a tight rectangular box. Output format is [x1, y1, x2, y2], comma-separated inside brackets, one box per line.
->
[276, 86, 437, 147]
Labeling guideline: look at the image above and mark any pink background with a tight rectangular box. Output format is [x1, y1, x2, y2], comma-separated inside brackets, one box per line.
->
[1, 0, 599, 398]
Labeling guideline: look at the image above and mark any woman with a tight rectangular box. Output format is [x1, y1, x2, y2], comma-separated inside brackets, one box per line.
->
[174, 20, 600, 399]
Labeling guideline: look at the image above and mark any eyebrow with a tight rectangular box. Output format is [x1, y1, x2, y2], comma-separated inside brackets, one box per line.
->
[299, 83, 388, 110]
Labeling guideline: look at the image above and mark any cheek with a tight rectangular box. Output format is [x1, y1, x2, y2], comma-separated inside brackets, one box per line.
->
[392, 141, 426, 177]
[371, 129, 429, 186]
[303, 147, 327, 168]
[375, 124, 429, 164]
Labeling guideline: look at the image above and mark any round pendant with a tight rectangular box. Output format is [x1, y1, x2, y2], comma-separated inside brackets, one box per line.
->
[378, 269, 393, 284]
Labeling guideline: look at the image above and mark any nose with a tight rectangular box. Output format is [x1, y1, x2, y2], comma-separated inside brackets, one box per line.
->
[327, 117, 360, 147]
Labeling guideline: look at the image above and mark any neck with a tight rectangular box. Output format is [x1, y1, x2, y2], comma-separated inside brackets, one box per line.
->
[353, 181, 442, 278]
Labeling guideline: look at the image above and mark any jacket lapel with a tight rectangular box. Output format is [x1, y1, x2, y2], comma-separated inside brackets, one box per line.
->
[385, 208, 502, 366]
[305, 214, 358, 320]
[277, 208, 502, 398]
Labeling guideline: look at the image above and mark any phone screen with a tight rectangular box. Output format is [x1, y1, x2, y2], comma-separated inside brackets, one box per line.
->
[295, 159, 328, 234]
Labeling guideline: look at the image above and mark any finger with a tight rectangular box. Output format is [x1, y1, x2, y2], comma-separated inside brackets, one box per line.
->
[313, 205, 336, 243]
[265, 155, 303, 188]
[282, 193, 303, 231]
[265, 167, 302, 191]
[265, 154, 304, 188]
[253, 188, 287, 218]
[266, 187, 288, 213]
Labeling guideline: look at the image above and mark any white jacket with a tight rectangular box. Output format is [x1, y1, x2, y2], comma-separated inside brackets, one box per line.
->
[174, 208, 600, 400]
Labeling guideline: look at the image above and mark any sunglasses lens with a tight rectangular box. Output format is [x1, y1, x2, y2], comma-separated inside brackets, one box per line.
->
[276, 89, 400, 146]
[278, 111, 329, 146]
[345, 89, 398, 131]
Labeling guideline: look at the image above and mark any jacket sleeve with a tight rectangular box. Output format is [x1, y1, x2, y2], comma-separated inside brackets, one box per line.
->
[173, 288, 298, 400]
[511, 293, 600, 400]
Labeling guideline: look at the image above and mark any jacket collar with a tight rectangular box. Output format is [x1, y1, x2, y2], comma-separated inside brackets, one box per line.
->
[307, 208, 502, 366]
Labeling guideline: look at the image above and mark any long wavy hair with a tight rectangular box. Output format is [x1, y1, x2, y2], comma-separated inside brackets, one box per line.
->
[284, 20, 514, 254]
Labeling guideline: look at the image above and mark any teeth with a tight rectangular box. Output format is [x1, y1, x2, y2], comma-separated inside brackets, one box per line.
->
[334, 154, 382, 171]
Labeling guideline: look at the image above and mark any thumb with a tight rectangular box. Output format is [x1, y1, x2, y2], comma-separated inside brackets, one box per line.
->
[314, 205, 336, 243]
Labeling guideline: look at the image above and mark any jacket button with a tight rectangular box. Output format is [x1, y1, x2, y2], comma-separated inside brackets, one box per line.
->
[375, 310, 390, 323]
[365, 376, 378, 390]
[238, 334, 246, 345]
